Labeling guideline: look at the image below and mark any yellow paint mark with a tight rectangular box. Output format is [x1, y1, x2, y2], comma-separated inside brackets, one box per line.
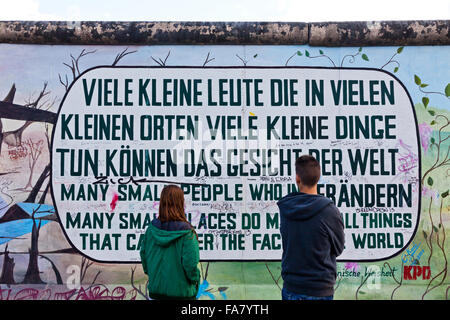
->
[249, 112, 256, 117]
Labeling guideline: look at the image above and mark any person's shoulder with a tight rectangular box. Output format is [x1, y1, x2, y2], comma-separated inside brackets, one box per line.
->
[174, 220, 192, 231]
[151, 218, 191, 231]
[319, 199, 341, 218]
[151, 217, 161, 228]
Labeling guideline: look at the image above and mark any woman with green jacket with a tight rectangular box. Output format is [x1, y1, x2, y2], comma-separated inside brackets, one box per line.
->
[140, 185, 200, 300]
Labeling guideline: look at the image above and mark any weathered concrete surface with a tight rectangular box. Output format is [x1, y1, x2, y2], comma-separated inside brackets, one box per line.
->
[0, 20, 448, 46]
[309, 20, 450, 46]
[0, 21, 308, 45]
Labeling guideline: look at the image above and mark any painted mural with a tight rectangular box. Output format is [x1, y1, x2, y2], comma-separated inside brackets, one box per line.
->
[0, 43, 448, 300]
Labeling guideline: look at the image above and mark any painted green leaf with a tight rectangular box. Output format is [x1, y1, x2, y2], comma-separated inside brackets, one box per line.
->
[445, 83, 450, 97]
[422, 97, 429, 107]
[319, 49, 324, 55]
[397, 47, 404, 54]
[253, 54, 258, 58]
[442, 190, 449, 198]
[427, 176, 433, 186]
[420, 83, 428, 88]
[414, 75, 421, 85]
[359, 291, 366, 294]
[394, 67, 399, 73]
[305, 50, 310, 57]
[430, 137, 435, 144]
[423, 230, 427, 239]
[297, 51, 302, 56]
[358, 47, 362, 52]
[428, 110, 435, 116]
[362, 54, 369, 61]
[433, 225, 438, 233]
[430, 120, 436, 125]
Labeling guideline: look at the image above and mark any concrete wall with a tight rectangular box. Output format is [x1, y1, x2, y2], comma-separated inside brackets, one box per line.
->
[0, 20, 448, 300]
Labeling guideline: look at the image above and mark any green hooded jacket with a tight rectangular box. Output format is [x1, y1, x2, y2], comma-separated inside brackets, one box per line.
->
[139, 220, 200, 299]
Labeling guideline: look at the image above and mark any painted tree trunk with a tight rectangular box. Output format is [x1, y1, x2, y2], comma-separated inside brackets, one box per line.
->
[21, 217, 44, 284]
[0, 246, 16, 285]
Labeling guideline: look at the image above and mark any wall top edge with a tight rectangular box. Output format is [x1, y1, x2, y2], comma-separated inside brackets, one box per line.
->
[0, 20, 448, 46]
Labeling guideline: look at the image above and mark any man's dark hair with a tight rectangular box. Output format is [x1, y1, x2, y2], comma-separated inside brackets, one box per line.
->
[295, 155, 321, 187]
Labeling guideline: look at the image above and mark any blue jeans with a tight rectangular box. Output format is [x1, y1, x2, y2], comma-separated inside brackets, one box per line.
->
[282, 288, 333, 300]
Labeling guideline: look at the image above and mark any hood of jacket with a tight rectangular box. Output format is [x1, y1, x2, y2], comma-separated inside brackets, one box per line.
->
[277, 192, 333, 221]
[148, 219, 193, 247]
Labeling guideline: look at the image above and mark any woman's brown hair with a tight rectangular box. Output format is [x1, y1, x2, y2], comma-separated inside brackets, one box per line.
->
[158, 184, 197, 239]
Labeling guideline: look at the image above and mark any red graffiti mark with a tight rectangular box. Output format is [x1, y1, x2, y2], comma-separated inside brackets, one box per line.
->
[2, 285, 137, 300]
[54, 289, 76, 300]
[127, 288, 137, 300]
[14, 288, 39, 300]
[110, 192, 119, 211]
[8, 145, 28, 160]
[88, 286, 110, 300]
[0, 286, 12, 300]
[403, 265, 431, 280]
[111, 286, 126, 300]
[74, 286, 93, 300]
[75, 285, 130, 300]
[38, 288, 52, 300]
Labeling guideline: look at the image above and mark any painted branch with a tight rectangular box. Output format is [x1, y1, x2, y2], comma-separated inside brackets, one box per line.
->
[25, 164, 51, 203]
[0, 101, 57, 123]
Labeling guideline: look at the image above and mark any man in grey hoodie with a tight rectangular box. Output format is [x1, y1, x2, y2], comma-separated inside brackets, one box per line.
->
[277, 155, 345, 300]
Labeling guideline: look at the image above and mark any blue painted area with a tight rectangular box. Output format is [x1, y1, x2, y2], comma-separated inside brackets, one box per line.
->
[0, 203, 54, 245]
[196, 279, 215, 300]
[219, 290, 227, 300]
[196, 279, 228, 300]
